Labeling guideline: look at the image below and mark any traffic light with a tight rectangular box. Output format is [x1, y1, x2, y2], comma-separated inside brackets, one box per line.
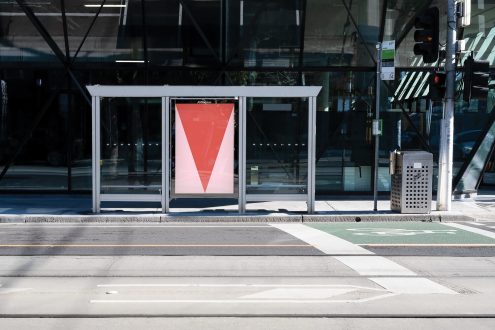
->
[414, 7, 439, 63]
[463, 55, 490, 102]
[429, 71, 446, 101]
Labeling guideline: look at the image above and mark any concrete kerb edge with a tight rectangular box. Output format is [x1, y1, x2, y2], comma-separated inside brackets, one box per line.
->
[302, 213, 475, 222]
[0, 213, 474, 223]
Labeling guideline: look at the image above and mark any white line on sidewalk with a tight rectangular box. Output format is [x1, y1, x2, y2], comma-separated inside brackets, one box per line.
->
[270, 224, 373, 255]
[443, 223, 495, 240]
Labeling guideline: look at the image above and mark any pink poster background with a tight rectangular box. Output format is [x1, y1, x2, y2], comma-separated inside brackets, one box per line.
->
[175, 104, 234, 194]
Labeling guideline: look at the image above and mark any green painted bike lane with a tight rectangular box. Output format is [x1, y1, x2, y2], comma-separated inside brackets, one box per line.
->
[307, 222, 495, 245]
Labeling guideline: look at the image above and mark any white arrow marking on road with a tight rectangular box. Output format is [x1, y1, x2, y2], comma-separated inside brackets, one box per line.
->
[272, 224, 458, 295]
[240, 288, 356, 299]
[96, 284, 385, 291]
[90, 293, 398, 304]
[370, 278, 457, 294]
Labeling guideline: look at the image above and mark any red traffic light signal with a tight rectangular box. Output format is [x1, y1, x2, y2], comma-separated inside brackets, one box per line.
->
[414, 7, 439, 63]
[429, 71, 446, 101]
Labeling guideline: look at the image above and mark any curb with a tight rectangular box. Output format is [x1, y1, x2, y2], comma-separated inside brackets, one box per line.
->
[0, 213, 474, 223]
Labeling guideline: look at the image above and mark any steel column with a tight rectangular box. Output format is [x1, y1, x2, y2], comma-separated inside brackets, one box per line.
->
[437, 0, 457, 211]
[307, 96, 316, 213]
[238, 96, 246, 213]
[373, 42, 382, 211]
[163, 97, 170, 213]
[95, 97, 101, 213]
[92, 96, 97, 213]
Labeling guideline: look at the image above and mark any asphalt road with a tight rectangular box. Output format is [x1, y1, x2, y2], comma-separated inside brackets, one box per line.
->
[0, 224, 322, 256]
[1, 221, 495, 329]
[1, 222, 495, 256]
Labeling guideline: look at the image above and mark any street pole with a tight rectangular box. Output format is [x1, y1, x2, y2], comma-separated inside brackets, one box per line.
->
[437, 0, 456, 211]
[373, 42, 382, 212]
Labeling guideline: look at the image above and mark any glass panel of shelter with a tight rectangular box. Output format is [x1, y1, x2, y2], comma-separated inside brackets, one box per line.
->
[99, 97, 162, 197]
[246, 97, 308, 195]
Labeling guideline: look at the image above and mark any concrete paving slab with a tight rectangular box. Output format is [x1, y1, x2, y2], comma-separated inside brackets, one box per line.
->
[2, 318, 495, 330]
[0, 192, 493, 222]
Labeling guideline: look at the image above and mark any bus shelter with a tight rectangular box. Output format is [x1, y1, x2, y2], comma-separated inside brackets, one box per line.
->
[87, 85, 321, 214]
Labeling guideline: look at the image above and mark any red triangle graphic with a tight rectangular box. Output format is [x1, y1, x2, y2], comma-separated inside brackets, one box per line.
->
[176, 103, 233, 192]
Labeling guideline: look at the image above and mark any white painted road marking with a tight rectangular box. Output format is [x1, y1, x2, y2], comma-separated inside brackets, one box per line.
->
[272, 224, 458, 295]
[0, 288, 32, 294]
[369, 278, 457, 294]
[335, 256, 415, 276]
[0, 225, 271, 228]
[270, 224, 373, 255]
[96, 284, 384, 290]
[443, 223, 495, 240]
[90, 294, 398, 304]
[347, 228, 457, 236]
[468, 222, 487, 226]
[240, 288, 356, 299]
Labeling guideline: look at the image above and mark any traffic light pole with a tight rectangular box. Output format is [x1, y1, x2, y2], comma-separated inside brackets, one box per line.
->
[437, 0, 457, 211]
[373, 42, 382, 212]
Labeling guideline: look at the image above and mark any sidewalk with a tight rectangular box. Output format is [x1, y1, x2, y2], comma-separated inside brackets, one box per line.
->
[2, 189, 495, 222]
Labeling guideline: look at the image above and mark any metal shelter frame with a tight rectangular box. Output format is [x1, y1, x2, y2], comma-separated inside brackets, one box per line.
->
[87, 85, 321, 214]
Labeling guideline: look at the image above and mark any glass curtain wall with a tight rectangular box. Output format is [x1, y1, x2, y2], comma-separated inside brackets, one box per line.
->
[0, 0, 494, 195]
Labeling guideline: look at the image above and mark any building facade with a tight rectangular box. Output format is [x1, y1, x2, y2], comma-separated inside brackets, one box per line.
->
[0, 0, 494, 197]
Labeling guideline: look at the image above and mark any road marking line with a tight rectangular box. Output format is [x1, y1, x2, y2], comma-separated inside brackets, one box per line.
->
[360, 244, 495, 247]
[90, 294, 398, 304]
[443, 223, 495, 240]
[239, 288, 355, 299]
[270, 224, 373, 255]
[468, 222, 487, 226]
[335, 256, 416, 276]
[369, 278, 457, 295]
[275, 224, 457, 295]
[0, 244, 311, 248]
[96, 284, 385, 291]
[0, 225, 271, 228]
[0, 288, 32, 295]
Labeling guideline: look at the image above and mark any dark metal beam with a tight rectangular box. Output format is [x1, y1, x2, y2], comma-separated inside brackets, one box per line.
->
[378, 0, 388, 42]
[15, 0, 91, 106]
[177, 0, 221, 64]
[341, 0, 376, 65]
[453, 107, 495, 192]
[141, 0, 149, 84]
[71, 0, 107, 64]
[298, 0, 307, 85]
[60, 0, 70, 60]
[388, 89, 432, 153]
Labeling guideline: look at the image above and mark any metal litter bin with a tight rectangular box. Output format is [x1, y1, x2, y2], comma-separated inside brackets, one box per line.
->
[390, 150, 433, 214]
